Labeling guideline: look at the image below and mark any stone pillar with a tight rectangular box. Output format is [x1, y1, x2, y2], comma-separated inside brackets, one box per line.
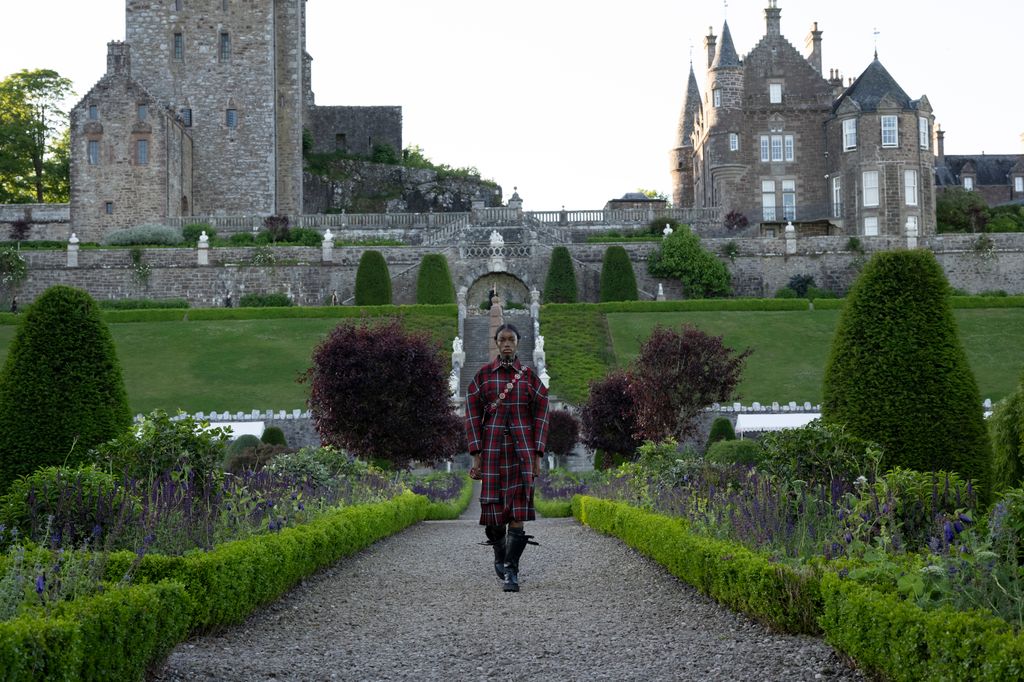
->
[784, 220, 797, 255]
[530, 287, 540, 321]
[906, 218, 919, 249]
[457, 286, 467, 340]
[197, 231, 209, 266]
[656, 283, 666, 301]
[67, 233, 80, 268]
[322, 229, 334, 262]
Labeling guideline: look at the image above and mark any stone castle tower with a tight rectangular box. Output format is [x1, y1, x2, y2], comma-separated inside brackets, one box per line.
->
[671, 1, 936, 237]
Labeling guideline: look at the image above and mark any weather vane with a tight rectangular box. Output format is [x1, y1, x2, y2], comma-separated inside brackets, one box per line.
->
[873, 27, 880, 59]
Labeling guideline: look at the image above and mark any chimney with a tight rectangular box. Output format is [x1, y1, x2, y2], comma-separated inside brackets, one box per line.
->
[704, 27, 717, 69]
[765, 0, 782, 37]
[106, 41, 131, 76]
[805, 22, 823, 75]
[935, 125, 945, 165]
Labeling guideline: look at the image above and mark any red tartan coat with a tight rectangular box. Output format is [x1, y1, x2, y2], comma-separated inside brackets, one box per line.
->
[465, 357, 550, 504]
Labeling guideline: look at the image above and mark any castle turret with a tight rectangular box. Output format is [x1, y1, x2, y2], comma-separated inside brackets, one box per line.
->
[670, 64, 701, 207]
[706, 20, 743, 120]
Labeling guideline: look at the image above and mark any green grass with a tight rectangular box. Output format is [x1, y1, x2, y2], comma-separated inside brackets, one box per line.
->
[605, 309, 1024, 404]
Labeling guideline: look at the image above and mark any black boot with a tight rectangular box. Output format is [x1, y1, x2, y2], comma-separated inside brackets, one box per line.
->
[484, 525, 506, 579]
[502, 528, 531, 592]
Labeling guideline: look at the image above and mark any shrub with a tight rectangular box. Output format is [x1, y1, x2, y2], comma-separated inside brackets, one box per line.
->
[304, 320, 461, 468]
[788, 274, 816, 298]
[599, 246, 638, 302]
[228, 232, 255, 245]
[288, 227, 322, 246]
[354, 250, 392, 305]
[775, 286, 798, 299]
[723, 210, 749, 230]
[182, 223, 215, 244]
[806, 286, 838, 300]
[936, 187, 990, 233]
[631, 324, 752, 442]
[97, 298, 189, 310]
[989, 382, 1024, 495]
[758, 420, 881, 485]
[223, 443, 284, 475]
[238, 292, 292, 307]
[261, 426, 287, 446]
[262, 215, 291, 242]
[543, 246, 578, 303]
[822, 251, 991, 497]
[415, 254, 456, 304]
[647, 225, 731, 298]
[91, 410, 230, 483]
[0, 286, 131, 492]
[226, 434, 262, 456]
[705, 439, 760, 466]
[706, 417, 736, 446]
[101, 224, 184, 246]
[579, 371, 643, 461]
[988, 487, 1024, 565]
[547, 410, 580, 456]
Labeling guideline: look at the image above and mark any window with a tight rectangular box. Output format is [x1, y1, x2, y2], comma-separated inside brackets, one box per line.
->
[843, 119, 857, 151]
[105, 201, 113, 214]
[136, 139, 149, 165]
[881, 115, 898, 147]
[904, 170, 918, 206]
[88, 105, 98, 120]
[864, 217, 879, 236]
[782, 180, 796, 220]
[832, 177, 842, 218]
[769, 83, 783, 104]
[784, 135, 794, 162]
[862, 171, 879, 207]
[919, 117, 929, 150]
[712, 89, 721, 107]
[762, 180, 776, 221]
[760, 136, 769, 162]
[1016, 177, 1024, 193]
[964, 176, 974, 190]
[225, 108, 237, 128]
[137, 104, 147, 121]
[219, 32, 230, 62]
[87, 140, 99, 165]
[173, 33, 184, 61]
[771, 135, 783, 162]
[180, 107, 192, 127]
[729, 133, 738, 151]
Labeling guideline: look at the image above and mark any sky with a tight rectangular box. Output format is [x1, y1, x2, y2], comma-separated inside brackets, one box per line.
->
[2, 0, 1022, 211]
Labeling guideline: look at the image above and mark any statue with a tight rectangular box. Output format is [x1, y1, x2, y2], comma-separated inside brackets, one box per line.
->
[535, 335, 544, 353]
[489, 230, 504, 247]
[449, 368, 459, 397]
[452, 336, 463, 354]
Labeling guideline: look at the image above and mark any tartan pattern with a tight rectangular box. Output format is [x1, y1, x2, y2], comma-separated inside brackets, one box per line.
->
[465, 357, 550, 523]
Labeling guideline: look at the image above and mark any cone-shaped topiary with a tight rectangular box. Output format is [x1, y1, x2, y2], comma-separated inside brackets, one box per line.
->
[822, 250, 991, 497]
[543, 246, 578, 303]
[415, 254, 456, 304]
[706, 416, 736, 448]
[354, 250, 392, 305]
[0, 285, 131, 492]
[599, 245, 638, 302]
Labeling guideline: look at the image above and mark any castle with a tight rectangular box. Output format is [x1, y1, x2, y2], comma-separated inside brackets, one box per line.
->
[671, 1, 939, 238]
[68, 0, 402, 239]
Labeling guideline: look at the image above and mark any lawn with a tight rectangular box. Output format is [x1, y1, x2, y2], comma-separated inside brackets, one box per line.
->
[606, 308, 1024, 404]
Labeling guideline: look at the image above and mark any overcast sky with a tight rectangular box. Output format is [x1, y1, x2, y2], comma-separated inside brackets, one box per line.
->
[2, 0, 1021, 210]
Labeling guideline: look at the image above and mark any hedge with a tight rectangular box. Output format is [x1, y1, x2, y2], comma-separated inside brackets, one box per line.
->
[543, 246, 578, 303]
[86, 303, 458, 324]
[599, 246, 638, 302]
[354, 250, 392, 305]
[422, 474, 474, 520]
[415, 254, 456, 305]
[535, 495, 572, 518]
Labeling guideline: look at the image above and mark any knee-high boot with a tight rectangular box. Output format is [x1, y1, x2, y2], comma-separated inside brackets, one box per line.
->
[502, 528, 531, 592]
[483, 525, 506, 579]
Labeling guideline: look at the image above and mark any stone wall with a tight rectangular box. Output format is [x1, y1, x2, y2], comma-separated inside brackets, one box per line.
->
[307, 106, 403, 158]
[0, 204, 70, 241]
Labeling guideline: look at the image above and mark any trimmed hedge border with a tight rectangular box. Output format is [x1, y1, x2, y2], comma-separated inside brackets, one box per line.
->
[535, 496, 572, 518]
[422, 475, 474, 520]
[0, 304, 457, 325]
[573, 495, 1024, 681]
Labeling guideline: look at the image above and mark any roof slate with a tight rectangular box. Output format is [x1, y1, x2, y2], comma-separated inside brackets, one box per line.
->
[832, 59, 912, 113]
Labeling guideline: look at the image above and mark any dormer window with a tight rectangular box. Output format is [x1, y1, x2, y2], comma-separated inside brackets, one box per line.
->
[881, 115, 898, 147]
[1015, 176, 1023, 193]
[918, 117, 929, 150]
[769, 83, 783, 104]
[963, 176, 974, 191]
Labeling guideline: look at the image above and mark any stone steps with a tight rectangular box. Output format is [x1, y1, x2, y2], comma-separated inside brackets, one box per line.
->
[459, 310, 534, 397]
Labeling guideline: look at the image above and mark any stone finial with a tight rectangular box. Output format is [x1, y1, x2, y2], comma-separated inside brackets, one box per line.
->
[530, 287, 540, 304]
[656, 283, 666, 301]
[68, 233, 80, 245]
[663, 224, 674, 238]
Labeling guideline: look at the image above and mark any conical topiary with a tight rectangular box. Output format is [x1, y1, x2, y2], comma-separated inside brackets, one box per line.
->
[415, 254, 456, 304]
[544, 246, 578, 303]
[599, 245, 638, 302]
[354, 250, 392, 305]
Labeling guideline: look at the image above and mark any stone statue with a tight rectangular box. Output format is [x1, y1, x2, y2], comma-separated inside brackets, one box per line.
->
[452, 336, 463, 354]
[535, 335, 544, 353]
[489, 230, 504, 247]
[198, 230, 209, 244]
[449, 368, 459, 397]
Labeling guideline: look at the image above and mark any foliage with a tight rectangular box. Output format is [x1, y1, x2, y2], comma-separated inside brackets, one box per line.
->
[415, 253, 456, 304]
[989, 383, 1024, 495]
[238, 292, 291, 307]
[129, 247, 151, 288]
[226, 434, 262, 456]
[249, 246, 276, 267]
[262, 215, 291, 242]
[403, 472, 474, 520]
[260, 426, 287, 446]
[101, 225, 184, 246]
[0, 69, 74, 203]
[400, 145, 485, 181]
[706, 417, 736, 447]
[647, 225, 731, 298]
[723, 210, 749, 230]
[304, 320, 460, 468]
[354, 250, 392, 305]
[579, 370, 642, 459]
[0, 286, 131, 492]
[704, 439, 760, 466]
[758, 420, 881, 486]
[228, 232, 255, 246]
[986, 205, 1024, 233]
[936, 187, 990, 233]
[598, 245, 638, 302]
[822, 250, 991, 497]
[546, 409, 580, 457]
[181, 223, 215, 244]
[721, 240, 739, 262]
[370, 143, 400, 164]
[91, 410, 230, 483]
[543, 246, 578, 303]
[988, 487, 1024, 566]
[264, 446, 348, 487]
[787, 274, 816, 298]
[287, 227, 323, 247]
[630, 324, 752, 442]
[0, 248, 27, 303]
[97, 298, 188, 310]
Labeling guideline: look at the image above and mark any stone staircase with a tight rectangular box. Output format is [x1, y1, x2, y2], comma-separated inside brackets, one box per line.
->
[459, 309, 535, 398]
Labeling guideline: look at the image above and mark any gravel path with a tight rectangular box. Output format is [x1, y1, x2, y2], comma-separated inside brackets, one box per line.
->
[150, 487, 864, 681]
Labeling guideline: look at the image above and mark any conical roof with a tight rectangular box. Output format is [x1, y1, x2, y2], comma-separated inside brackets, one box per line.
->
[833, 58, 912, 113]
[674, 64, 701, 147]
[711, 21, 740, 69]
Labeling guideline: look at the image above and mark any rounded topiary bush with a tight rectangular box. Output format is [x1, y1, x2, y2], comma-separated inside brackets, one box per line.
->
[354, 250, 392, 305]
[599, 246, 638, 302]
[706, 417, 736, 447]
[226, 434, 262, 456]
[543, 246, 578, 303]
[0, 286, 131, 492]
[261, 426, 287, 446]
[822, 250, 991, 497]
[705, 439, 760, 466]
[415, 254, 456, 304]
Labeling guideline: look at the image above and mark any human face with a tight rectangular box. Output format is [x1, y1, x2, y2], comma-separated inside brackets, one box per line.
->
[496, 330, 518, 360]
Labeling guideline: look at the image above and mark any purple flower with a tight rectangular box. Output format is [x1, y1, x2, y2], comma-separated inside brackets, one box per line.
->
[958, 513, 973, 526]
[35, 575, 45, 595]
[953, 520, 964, 534]
[943, 521, 955, 543]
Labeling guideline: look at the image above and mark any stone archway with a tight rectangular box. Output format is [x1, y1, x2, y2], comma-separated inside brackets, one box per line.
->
[466, 272, 530, 312]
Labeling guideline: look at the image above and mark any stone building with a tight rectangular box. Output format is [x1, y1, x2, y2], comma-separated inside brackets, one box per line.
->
[671, 1, 936, 237]
[934, 128, 1024, 206]
[70, 0, 402, 241]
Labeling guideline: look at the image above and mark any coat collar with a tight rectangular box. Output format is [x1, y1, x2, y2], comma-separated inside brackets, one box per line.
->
[487, 355, 524, 372]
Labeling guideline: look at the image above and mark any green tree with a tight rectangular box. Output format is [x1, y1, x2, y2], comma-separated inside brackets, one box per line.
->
[354, 250, 392, 305]
[647, 225, 731, 298]
[637, 188, 668, 201]
[0, 69, 74, 203]
[416, 253, 456, 304]
[0, 286, 131, 492]
[599, 245, 638, 302]
[989, 378, 1024, 496]
[543, 246, 578, 303]
[936, 187, 990, 233]
[822, 251, 991, 496]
